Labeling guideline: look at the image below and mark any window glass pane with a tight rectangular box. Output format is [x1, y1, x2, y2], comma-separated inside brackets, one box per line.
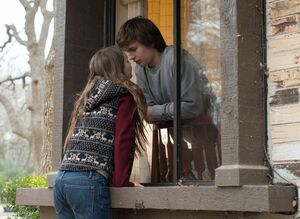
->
[147, 0, 221, 183]
[178, 0, 221, 181]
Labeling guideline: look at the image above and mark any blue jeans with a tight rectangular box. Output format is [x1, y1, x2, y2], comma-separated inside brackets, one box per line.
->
[53, 170, 110, 219]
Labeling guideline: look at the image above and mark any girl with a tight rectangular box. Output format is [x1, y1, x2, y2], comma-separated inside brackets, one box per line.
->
[53, 46, 147, 219]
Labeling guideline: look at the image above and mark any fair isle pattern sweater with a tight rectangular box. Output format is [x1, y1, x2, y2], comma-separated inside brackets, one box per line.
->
[60, 77, 126, 177]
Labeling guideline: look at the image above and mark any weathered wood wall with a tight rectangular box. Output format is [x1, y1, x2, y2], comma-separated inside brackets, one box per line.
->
[267, 0, 300, 182]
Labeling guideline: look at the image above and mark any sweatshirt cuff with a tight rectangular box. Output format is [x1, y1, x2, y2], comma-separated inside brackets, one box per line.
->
[151, 104, 173, 122]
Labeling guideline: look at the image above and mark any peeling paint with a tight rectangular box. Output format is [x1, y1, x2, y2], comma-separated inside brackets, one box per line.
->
[272, 167, 298, 184]
[269, 87, 299, 106]
[267, 0, 300, 19]
[270, 15, 299, 36]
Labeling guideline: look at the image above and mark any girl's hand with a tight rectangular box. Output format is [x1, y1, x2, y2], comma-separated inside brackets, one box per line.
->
[133, 182, 144, 187]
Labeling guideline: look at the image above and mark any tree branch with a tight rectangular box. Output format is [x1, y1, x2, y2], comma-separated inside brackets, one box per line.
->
[40, 0, 48, 15]
[32, 0, 41, 11]
[0, 73, 31, 89]
[0, 25, 27, 52]
[38, 14, 54, 49]
[38, 0, 54, 49]
[0, 93, 31, 143]
[18, 0, 30, 9]
[19, 0, 37, 11]
[0, 27, 12, 52]
[24, 0, 41, 46]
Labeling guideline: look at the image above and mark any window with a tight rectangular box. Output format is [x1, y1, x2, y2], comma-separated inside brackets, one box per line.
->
[147, 0, 221, 184]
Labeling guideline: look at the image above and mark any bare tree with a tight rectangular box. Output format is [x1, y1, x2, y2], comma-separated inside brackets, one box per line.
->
[0, 0, 55, 172]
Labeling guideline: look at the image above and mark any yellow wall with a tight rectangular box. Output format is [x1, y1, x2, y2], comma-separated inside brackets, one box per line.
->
[148, 0, 189, 46]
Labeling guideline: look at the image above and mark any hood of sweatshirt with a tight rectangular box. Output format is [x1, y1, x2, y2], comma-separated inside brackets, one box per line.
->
[85, 77, 126, 111]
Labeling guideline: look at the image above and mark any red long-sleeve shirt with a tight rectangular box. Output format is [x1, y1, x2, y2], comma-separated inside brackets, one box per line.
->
[112, 94, 136, 187]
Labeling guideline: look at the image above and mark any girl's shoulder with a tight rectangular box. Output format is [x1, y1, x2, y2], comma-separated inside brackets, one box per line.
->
[119, 92, 134, 103]
[117, 93, 136, 116]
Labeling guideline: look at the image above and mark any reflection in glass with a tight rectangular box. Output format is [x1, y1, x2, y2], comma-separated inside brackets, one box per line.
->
[179, 0, 221, 181]
[147, 0, 221, 182]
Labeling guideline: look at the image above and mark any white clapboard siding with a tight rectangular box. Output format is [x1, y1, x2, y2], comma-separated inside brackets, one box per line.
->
[267, 0, 300, 19]
[270, 141, 300, 162]
[268, 49, 300, 72]
[268, 33, 300, 53]
[269, 67, 300, 88]
[270, 123, 300, 144]
[272, 166, 299, 183]
[267, 0, 300, 184]
[270, 103, 300, 125]
[267, 14, 299, 36]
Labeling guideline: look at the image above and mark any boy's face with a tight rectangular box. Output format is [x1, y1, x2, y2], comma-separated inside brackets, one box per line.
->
[123, 53, 132, 79]
[124, 41, 159, 68]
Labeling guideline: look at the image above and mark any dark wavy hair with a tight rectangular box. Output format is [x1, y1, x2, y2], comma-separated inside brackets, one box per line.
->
[117, 16, 167, 52]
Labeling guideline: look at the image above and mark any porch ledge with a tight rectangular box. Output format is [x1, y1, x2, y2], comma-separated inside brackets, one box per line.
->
[16, 185, 296, 213]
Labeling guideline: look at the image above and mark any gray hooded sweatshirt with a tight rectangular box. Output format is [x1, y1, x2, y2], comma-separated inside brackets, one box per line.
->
[136, 46, 209, 122]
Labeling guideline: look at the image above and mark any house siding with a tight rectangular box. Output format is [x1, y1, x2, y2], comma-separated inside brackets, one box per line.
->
[267, 0, 300, 183]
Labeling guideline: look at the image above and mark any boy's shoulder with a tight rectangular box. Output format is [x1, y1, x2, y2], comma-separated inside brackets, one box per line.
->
[162, 46, 174, 65]
[162, 46, 196, 64]
[163, 46, 174, 57]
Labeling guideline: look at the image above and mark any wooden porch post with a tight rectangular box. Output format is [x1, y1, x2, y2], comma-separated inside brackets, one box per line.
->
[51, 0, 115, 172]
[215, 0, 269, 186]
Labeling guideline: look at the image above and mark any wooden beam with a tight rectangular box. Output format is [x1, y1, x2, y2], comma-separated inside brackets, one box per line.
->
[16, 185, 296, 213]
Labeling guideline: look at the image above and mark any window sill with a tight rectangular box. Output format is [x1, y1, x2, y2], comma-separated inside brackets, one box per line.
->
[16, 184, 296, 213]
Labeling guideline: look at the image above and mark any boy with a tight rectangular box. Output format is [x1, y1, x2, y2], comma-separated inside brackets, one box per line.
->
[117, 16, 219, 180]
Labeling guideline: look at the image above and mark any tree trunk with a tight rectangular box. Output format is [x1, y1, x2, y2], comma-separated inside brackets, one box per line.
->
[41, 44, 55, 173]
[0, 0, 54, 172]
[28, 46, 46, 168]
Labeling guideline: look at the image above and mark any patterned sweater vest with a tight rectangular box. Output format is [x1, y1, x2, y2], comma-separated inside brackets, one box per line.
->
[60, 77, 126, 176]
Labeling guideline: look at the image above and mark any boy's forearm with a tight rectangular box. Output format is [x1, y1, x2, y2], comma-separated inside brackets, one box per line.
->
[148, 101, 203, 123]
[147, 104, 173, 123]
